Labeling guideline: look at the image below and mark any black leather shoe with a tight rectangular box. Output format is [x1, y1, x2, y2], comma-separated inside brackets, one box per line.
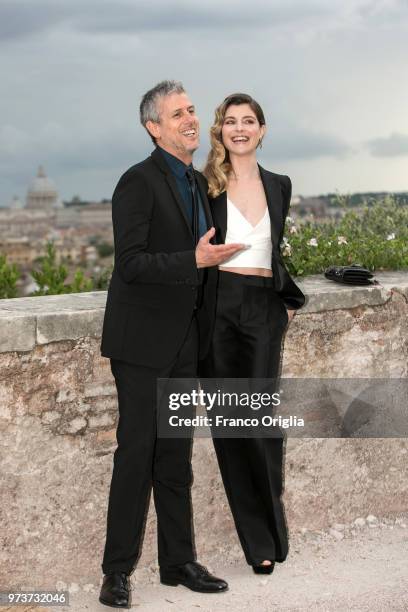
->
[160, 561, 228, 593]
[99, 572, 130, 609]
[252, 561, 275, 575]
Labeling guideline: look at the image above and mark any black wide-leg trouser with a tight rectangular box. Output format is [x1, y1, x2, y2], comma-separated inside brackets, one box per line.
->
[102, 315, 198, 575]
[207, 270, 289, 566]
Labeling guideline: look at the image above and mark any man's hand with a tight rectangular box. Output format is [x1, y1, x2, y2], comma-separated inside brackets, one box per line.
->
[196, 227, 246, 269]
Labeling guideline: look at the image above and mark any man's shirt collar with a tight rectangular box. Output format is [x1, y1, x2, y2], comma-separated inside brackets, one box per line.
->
[157, 146, 193, 178]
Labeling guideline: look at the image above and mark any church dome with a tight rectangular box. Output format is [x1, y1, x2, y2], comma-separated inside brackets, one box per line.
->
[26, 166, 60, 209]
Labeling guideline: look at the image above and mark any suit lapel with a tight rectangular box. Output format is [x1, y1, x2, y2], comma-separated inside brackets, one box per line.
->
[211, 167, 283, 249]
[165, 174, 194, 237]
[151, 148, 193, 238]
[211, 191, 228, 244]
[258, 165, 283, 251]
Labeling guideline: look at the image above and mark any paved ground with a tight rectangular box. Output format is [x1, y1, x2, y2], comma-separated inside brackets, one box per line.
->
[6, 515, 408, 612]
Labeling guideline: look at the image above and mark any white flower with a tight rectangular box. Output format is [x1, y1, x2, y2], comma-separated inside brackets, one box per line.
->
[307, 238, 318, 247]
[289, 225, 298, 234]
[282, 236, 289, 245]
[327, 241, 332, 246]
[282, 243, 292, 257]
[387, 232, 395, 240]
[286, 216, 293, 223]
[337, 236, 348, 245]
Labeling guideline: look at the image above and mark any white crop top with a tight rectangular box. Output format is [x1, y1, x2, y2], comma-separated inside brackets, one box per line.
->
[219, 198, 272, 270]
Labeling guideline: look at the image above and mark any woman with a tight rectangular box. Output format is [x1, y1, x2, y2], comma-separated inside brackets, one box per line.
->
[202, 94, 305, 574]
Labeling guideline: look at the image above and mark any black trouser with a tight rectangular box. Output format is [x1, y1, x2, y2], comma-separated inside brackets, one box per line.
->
[102, 315, 198, 575]
[206, 270, 289, 565]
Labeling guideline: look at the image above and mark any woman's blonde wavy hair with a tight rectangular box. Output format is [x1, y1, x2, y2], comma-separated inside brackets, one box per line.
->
[203, 93, 266, 198]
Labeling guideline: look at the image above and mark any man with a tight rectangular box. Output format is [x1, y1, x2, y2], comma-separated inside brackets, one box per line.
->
[99, 80, 244, 609]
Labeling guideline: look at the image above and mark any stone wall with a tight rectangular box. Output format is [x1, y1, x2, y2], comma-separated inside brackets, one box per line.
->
[0, 272, 407, 589]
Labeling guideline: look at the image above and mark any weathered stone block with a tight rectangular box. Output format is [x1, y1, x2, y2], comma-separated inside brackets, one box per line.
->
[36, 309, 104, 344]
[0, 313, 36, 352]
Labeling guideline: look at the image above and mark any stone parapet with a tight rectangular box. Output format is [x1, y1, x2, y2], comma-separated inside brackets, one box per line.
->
[1, 271, 407, 353]
[0, 271, 407, 589]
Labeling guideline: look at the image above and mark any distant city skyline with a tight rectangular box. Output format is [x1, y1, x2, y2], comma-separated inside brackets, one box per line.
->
[1, 0, 408, 203]
[3, 162, 408, 210]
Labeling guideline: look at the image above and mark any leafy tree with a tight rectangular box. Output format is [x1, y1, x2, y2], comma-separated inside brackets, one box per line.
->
[31, 242, 69, 295]
[0, 254, 20, 299]
[70, 269, 93, 293]
[30, 241, 99, 296]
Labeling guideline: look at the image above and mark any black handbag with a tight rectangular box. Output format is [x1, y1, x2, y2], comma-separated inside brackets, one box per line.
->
[324, 263, 375, 285]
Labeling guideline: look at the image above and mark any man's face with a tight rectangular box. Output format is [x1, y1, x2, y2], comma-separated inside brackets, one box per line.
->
[147, 92, 200, 161]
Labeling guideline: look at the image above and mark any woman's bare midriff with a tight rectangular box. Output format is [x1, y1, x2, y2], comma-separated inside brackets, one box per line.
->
[218, 266, 273, 278]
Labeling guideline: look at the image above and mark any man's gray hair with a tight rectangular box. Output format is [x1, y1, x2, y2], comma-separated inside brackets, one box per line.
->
[140, 80, 185, 142]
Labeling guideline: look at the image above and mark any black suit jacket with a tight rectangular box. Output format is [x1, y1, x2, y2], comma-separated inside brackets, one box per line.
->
[100, 148, 215, 368]
[210, 165, 306, 310]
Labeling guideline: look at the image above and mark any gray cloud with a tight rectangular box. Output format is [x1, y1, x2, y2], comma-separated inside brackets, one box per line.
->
[366, 132, 408, 157]
[0, 0, 407, 202]
[0, 120, 150, 202]
[0, 0, 359, 41]
[77, 2, 331, 35]
[0, 1, 66, 41]
[2, 1, 407, 42]
[0, 120, 147, 174]
[357, 0, 408, 24]
[263, 127, 353, 160]
[4, 0, 407, 43]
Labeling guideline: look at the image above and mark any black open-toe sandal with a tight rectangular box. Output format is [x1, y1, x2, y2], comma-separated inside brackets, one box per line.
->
[252, 561, 275, 575]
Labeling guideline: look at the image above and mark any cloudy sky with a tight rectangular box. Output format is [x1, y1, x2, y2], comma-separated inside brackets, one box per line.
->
[1, 0, 407, 204]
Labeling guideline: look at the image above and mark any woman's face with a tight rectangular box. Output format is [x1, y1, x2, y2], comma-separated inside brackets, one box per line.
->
[221, 103, 265, 156]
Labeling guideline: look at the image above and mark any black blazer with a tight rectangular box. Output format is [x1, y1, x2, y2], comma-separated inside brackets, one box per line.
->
[210, 165, 305, 310]
[101, 148, 215, 368]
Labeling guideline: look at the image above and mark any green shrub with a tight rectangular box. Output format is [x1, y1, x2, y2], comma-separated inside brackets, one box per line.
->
[282, 195, 408, 276]
[31, 242, 93, 295]
[70, 269, 94, 293]
[0, 254, 20, 299]
[31, 242, 70, 295]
